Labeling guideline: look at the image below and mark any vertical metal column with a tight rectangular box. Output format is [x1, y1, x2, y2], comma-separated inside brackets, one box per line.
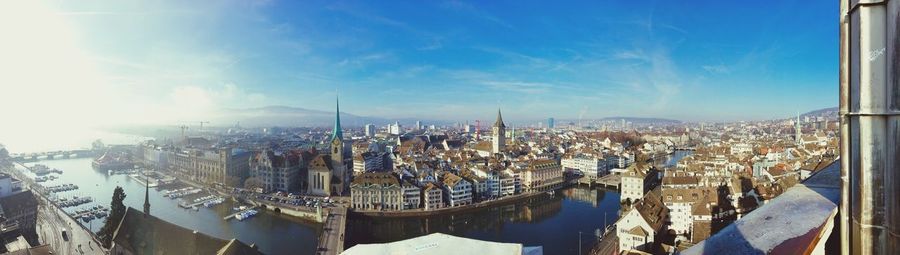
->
[839, 1, 851, 255]
[841, 0, 899, 254]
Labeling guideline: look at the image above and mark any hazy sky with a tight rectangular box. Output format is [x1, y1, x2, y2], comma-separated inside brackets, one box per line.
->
[1, 0, 837, 131]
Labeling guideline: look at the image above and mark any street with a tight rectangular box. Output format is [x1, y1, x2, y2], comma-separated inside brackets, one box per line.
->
[590, 230, 618, 255]
[36, 201, 105, 255]
[32, 186, 104, 255]
[317, 207, 347, 255]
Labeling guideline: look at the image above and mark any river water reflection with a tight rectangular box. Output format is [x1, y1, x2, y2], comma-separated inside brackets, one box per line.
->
[346, 187, 621, 255]
[346, 151, 692, 255]
[22, 158, 320, 255]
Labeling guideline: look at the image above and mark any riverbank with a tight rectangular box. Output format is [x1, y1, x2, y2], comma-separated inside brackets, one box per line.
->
[12, 158, 321, 254]
[350, 188, 551, 218]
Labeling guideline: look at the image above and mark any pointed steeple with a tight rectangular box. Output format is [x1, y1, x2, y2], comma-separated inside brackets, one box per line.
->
[143, 174, 150, 216]
[332, 96, 343, 141]
[494, 108, 506, 128]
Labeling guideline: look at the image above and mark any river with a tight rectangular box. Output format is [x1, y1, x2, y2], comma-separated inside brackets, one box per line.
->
[20, 158, 320, 255]
[344, 150, 692, 255]
[17, 141, 691, 255]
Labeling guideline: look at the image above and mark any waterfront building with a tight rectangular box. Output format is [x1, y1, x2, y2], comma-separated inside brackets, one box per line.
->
[484, 170, 518, 198]
[249, 149, 312, 193]
[616, 189, 669, 253]
[401, 179, 421, 209]
[492, 109, 506, 154]
[621, 167, 648, 203]
[110, 207, 262, 255]
[441, 173, 472, 207]
[422, 182, 443, 210]
[365, 124, 376, 137]
[500, 172, 518, 196]
[520, 160, 563, 192]
[138, 142, 170, 170]
[343, 233, 542, 255]
[561, 155, 607, 179]
[169, 147, 251, 187]
[349, 172, 403, 211]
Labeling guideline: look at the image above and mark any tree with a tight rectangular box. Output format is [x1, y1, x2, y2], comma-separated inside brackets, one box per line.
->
[98, 186, 126, 248]
[244, 177, 265, 193]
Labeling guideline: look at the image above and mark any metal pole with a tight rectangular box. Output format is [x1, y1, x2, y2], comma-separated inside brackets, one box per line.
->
[838, 1, 851, 254]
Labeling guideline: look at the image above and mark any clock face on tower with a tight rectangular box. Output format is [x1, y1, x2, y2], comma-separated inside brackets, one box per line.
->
[332, 139, 341, 154]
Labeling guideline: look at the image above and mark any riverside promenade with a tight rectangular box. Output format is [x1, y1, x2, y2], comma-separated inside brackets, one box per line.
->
[350, 189, 549, 217]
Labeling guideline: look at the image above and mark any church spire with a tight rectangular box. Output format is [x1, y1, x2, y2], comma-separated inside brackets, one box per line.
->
[332, 96, 343, 141]
[494, 108, 506, 128]
[143, 174, 150, 216]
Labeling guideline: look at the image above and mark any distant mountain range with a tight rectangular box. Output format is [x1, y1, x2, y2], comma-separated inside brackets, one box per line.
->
[600, 117, 682, 124]
[801, 107, 838, 118]
[208, 105, 838, 128]
[214, 106, 451, 128]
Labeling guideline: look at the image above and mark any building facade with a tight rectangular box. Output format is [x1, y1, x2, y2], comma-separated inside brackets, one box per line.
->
[521, 160, 563, 192]
[442, 173, 473, 207]
[352, 151, 391, 174]
[621, 167, 647, 203]
[561, 155, 607, 179]
[364, 124, 376, 137]
[170, 147, 251, 187]
[249, 150, 309, 193]
[349, 172, 403, 211]
[422, 183, 443, 210]
[401, 179, 421, 210]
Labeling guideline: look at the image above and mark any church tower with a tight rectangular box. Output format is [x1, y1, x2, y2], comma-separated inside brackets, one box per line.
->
[143, 175, 151, 217]
[330, 97, 346, 194]
[492, 109, 506, 154]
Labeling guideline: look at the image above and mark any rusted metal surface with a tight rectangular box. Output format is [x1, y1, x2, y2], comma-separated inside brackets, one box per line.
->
[841, 0, 900, 253]
[838, 1, 851, 254]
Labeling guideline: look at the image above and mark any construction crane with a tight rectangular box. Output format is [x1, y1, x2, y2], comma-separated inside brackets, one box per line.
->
[179, 125, 189, 141]
[199, 121, 210, 130]
[475, 120, 481, 140]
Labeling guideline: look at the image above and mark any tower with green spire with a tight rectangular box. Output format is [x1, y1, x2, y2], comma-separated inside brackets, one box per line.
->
[331, 97, 343, 142]
[330, 96, 347, 195]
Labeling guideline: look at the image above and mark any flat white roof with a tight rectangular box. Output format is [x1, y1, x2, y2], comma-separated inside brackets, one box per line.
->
[342, 233, 542, 255]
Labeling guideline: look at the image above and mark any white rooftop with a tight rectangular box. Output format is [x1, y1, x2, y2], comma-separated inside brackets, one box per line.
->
[341, 233, 542, 255]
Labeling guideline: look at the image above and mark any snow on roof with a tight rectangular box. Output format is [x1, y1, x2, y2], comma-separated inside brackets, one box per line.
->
[342, 233, 540, 255]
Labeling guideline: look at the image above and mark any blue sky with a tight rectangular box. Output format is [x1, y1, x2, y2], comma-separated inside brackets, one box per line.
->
[3, 0, 839, 124]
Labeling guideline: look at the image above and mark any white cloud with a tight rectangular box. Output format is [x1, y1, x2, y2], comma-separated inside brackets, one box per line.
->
[702, 65, 731, 74]
[483, 81, 555, 94]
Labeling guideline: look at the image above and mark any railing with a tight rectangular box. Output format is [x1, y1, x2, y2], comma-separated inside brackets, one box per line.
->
[682, 160, 840, 254]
